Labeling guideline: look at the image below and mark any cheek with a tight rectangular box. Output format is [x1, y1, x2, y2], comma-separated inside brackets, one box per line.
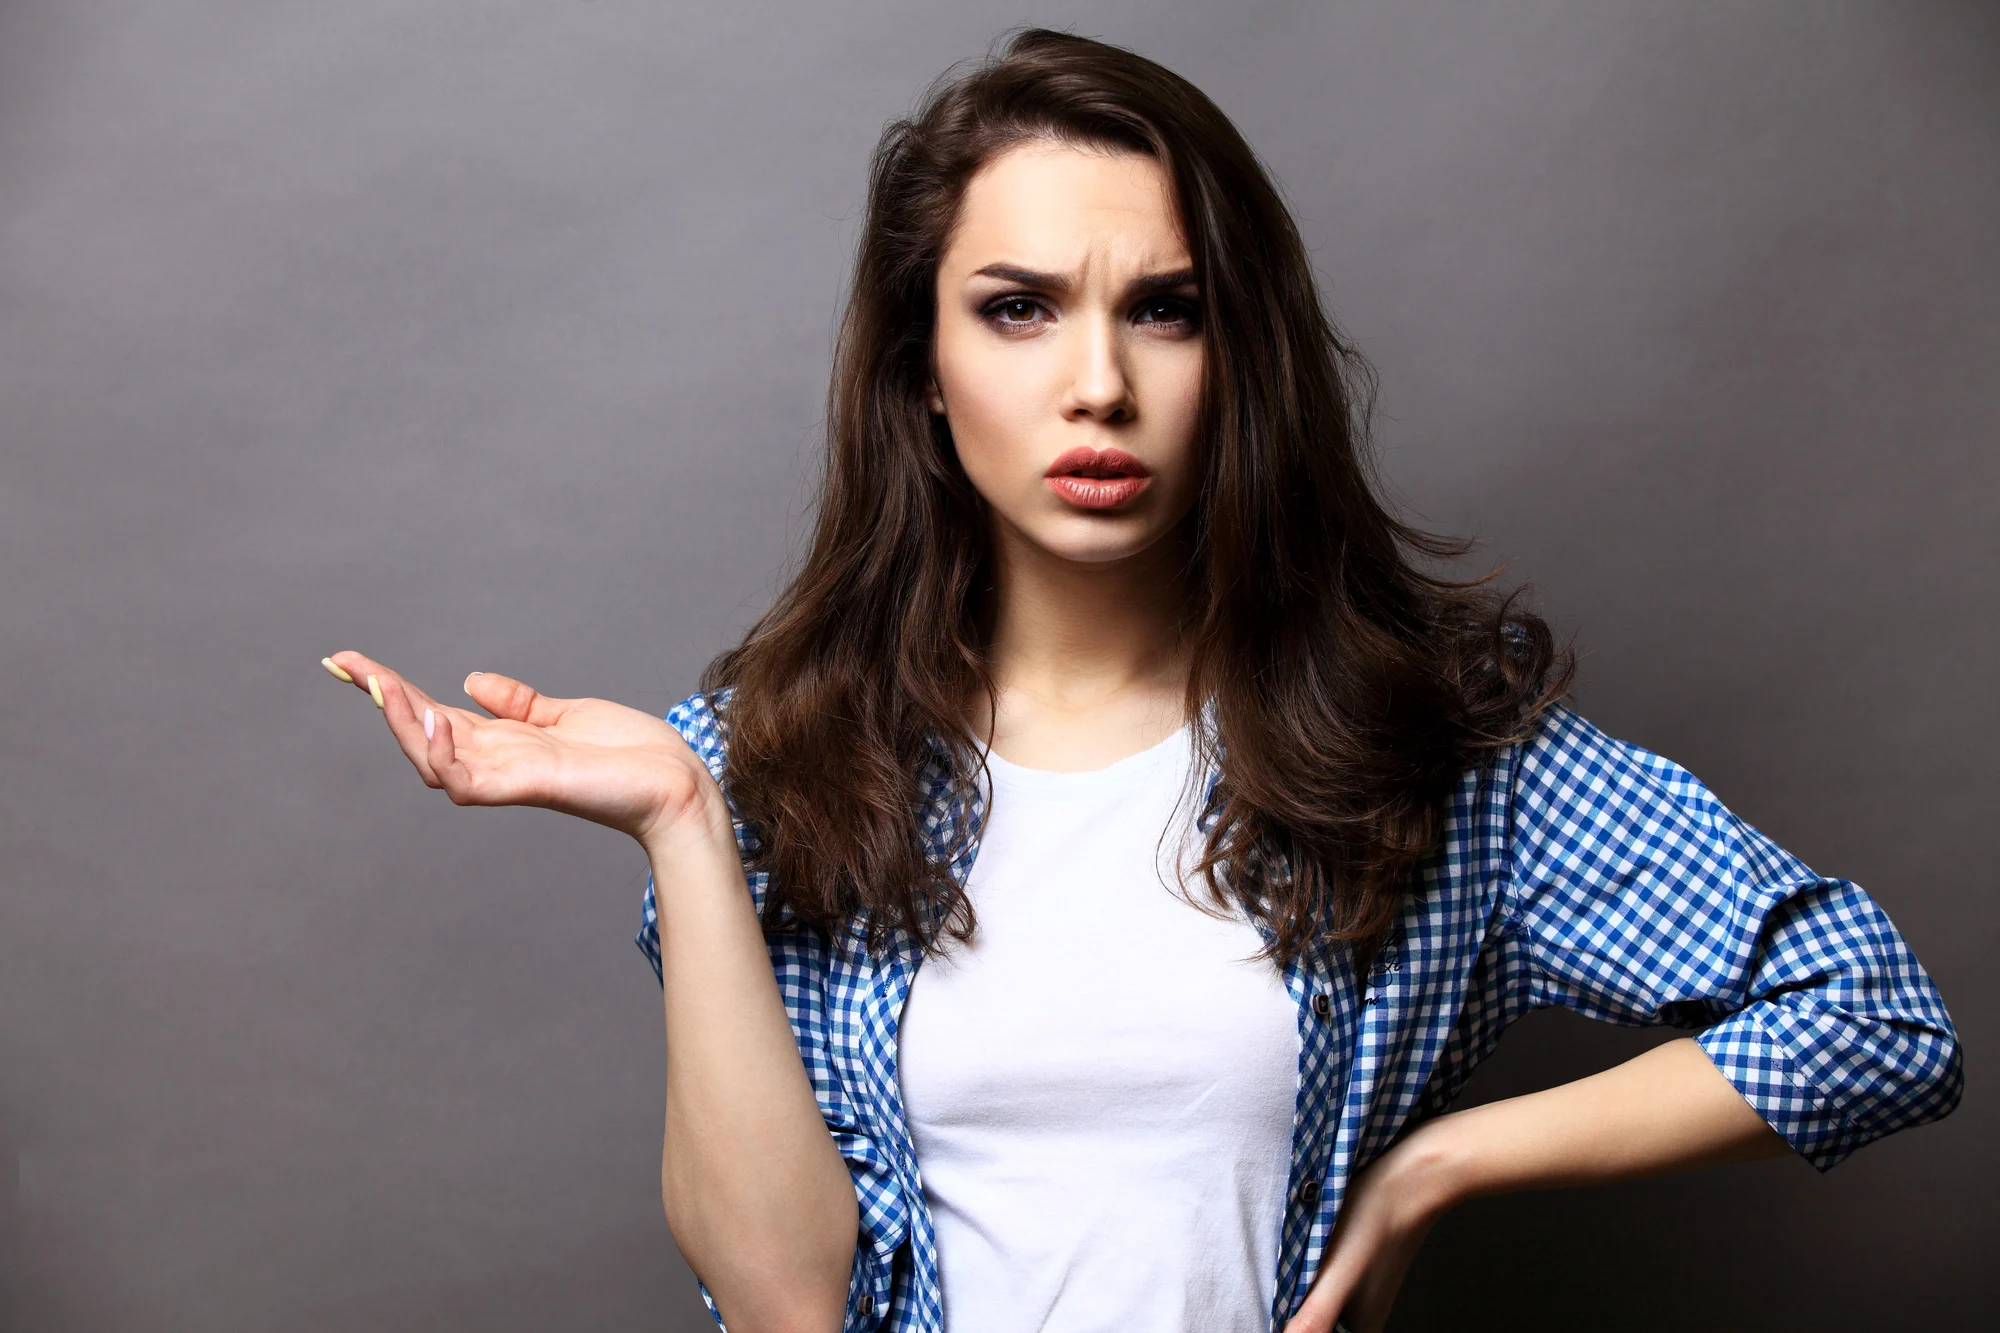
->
[936, 331, 1048, 467]
[1136, 345, 1205, 455]
[1166, 355, 1203, 431]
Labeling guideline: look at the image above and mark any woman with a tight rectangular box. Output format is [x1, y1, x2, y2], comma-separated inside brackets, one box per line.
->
[321, 28, 1961, 1333]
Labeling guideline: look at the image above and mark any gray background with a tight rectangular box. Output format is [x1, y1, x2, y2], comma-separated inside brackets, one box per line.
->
[2, 1, 1992, 1328]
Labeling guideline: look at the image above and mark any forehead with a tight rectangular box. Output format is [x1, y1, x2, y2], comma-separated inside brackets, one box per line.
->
[942, 140, 1189, 275]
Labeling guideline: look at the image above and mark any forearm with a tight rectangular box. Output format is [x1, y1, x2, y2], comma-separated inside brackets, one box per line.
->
[1391, 1036, 1791, 1218]
[648, 822, 858, 1333]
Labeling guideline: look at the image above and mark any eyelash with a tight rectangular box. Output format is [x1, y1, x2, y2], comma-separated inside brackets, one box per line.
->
[978, 294, 1201, 333]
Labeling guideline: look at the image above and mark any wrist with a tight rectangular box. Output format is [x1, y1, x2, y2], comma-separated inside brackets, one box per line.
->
[636, 768, 740, 852]
[639, 787, 739, 866]
[1379, 1112, 1482, 1223]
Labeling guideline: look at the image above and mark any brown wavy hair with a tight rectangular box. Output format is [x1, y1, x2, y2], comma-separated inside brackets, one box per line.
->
[696, 27, 1572, 971]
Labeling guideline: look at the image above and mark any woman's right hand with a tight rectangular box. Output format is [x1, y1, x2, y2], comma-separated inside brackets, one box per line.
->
[324, 653, 859, 1333]
[322, 650, 730, 850]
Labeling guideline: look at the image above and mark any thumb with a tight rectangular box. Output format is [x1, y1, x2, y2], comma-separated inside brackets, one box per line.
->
[463, 671, 569, 727]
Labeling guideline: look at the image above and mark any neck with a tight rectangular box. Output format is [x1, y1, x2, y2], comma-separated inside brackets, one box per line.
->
[974, 514, 1193, 727]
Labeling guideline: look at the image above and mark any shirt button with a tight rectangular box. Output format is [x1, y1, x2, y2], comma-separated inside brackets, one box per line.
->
[858, 1293, 875, 1316]
[1297, 1179, 1321, 1208]
[1311, 992, 1331, 1019]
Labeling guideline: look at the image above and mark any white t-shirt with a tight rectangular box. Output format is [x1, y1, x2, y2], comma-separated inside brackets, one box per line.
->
[895, 719, 1302, 1333]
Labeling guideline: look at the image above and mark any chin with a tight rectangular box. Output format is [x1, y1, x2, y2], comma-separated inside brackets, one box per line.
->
[1029, 521, 1173, 566]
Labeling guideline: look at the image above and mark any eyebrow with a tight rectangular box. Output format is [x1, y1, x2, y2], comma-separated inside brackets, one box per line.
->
[969, 263, 1198, 298]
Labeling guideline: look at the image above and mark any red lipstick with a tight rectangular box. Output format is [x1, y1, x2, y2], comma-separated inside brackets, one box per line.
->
[1043, 446, 1152, 510]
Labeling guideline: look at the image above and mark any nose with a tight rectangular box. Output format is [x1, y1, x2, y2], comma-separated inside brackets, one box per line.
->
[1060, 310, 1134, 424]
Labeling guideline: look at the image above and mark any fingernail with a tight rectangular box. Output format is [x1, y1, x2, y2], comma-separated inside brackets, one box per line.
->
[464, 672, 482, 693]
[368, 675, 385, 709]
[423, 708, 435, 740]
[321, 657, 354, 684]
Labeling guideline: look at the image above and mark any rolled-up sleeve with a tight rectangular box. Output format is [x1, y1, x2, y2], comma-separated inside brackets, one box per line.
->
[1500, 704, 1963, 1171]
[636, 690, 905, 1330]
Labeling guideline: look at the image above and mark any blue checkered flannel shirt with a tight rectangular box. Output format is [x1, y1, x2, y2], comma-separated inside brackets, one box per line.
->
[636, 687, 1961, 1332]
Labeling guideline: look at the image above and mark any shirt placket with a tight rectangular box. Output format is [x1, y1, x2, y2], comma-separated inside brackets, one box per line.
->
[1262, 915, 1359, 1330]
[843, 756, 988, 1332]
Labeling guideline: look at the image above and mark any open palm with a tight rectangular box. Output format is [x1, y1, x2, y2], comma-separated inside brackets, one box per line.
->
[324, 650, 725, 848]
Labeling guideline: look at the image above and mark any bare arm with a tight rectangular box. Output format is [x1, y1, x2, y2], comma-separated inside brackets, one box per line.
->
[647, 816, 859, 1333]
[1400, 1035, 1787, 1198]
[321, 652, 855, 1333]
[1283, 1037, 1788, 1333]
[1286, 706, 1959, 1333]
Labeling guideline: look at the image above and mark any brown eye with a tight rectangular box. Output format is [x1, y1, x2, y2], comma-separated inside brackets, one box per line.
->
[1136, 297, 1198, 328]
[993, 298, 1040, 324]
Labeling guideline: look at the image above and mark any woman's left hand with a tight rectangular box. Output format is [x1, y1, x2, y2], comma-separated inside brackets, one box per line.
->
[1280, 1121, 1461, 1333]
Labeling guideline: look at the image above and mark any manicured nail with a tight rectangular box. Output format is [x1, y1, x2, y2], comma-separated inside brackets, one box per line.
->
[463, 672, 483, 693]
[321, 657, 354, 684]
[423, 708, 435, 740]
[368, 675, 385, 709]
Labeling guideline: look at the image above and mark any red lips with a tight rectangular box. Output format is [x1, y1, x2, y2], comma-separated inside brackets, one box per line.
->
[1043, 445, 1153, 510]
[1043, 446, 1151, 479]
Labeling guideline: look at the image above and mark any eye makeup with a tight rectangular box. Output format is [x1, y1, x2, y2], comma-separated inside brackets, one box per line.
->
[973, 291, 1202, 336]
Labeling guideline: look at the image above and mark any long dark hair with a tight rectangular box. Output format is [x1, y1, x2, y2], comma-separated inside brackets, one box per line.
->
[698, 27, 1571, 970]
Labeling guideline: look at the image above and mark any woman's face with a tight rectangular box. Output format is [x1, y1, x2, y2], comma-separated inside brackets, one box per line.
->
[930, 140, 1204, 568]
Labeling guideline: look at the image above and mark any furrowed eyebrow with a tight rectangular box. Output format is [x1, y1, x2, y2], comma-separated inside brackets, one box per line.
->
[1125, 267, 1199, 299]
[970, 264, 1072, 292]
[969, 264, 1198, 299]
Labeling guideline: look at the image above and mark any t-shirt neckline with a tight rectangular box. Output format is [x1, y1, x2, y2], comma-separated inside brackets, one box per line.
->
[974, 718, 1194, 790]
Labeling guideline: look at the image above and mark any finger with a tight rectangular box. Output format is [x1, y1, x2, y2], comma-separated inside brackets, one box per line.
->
[322, 650, 376, 696]
[463, 670, 573, 728]
[424, 705, 475, 803]
[1283, 1292, 1356, 1333]
[324, 650, 442, 715]
[378, 673, 448, 788]
[323, 651, 444, 787]
[1282, 1296, 1333, 1333]
[1284, 1243, 1364, 1333]
[1338, 1236, 1425, 1333]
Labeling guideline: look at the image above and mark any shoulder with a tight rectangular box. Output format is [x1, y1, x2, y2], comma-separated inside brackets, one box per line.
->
[665, 685, 770, 862]
[663, 685, 736, 786]
[1502, 701, 1813, 894]
[1510, 701, 1728, 824]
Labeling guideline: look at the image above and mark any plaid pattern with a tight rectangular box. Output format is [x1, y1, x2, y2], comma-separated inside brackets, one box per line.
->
[637, 689, 1961, 1332]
